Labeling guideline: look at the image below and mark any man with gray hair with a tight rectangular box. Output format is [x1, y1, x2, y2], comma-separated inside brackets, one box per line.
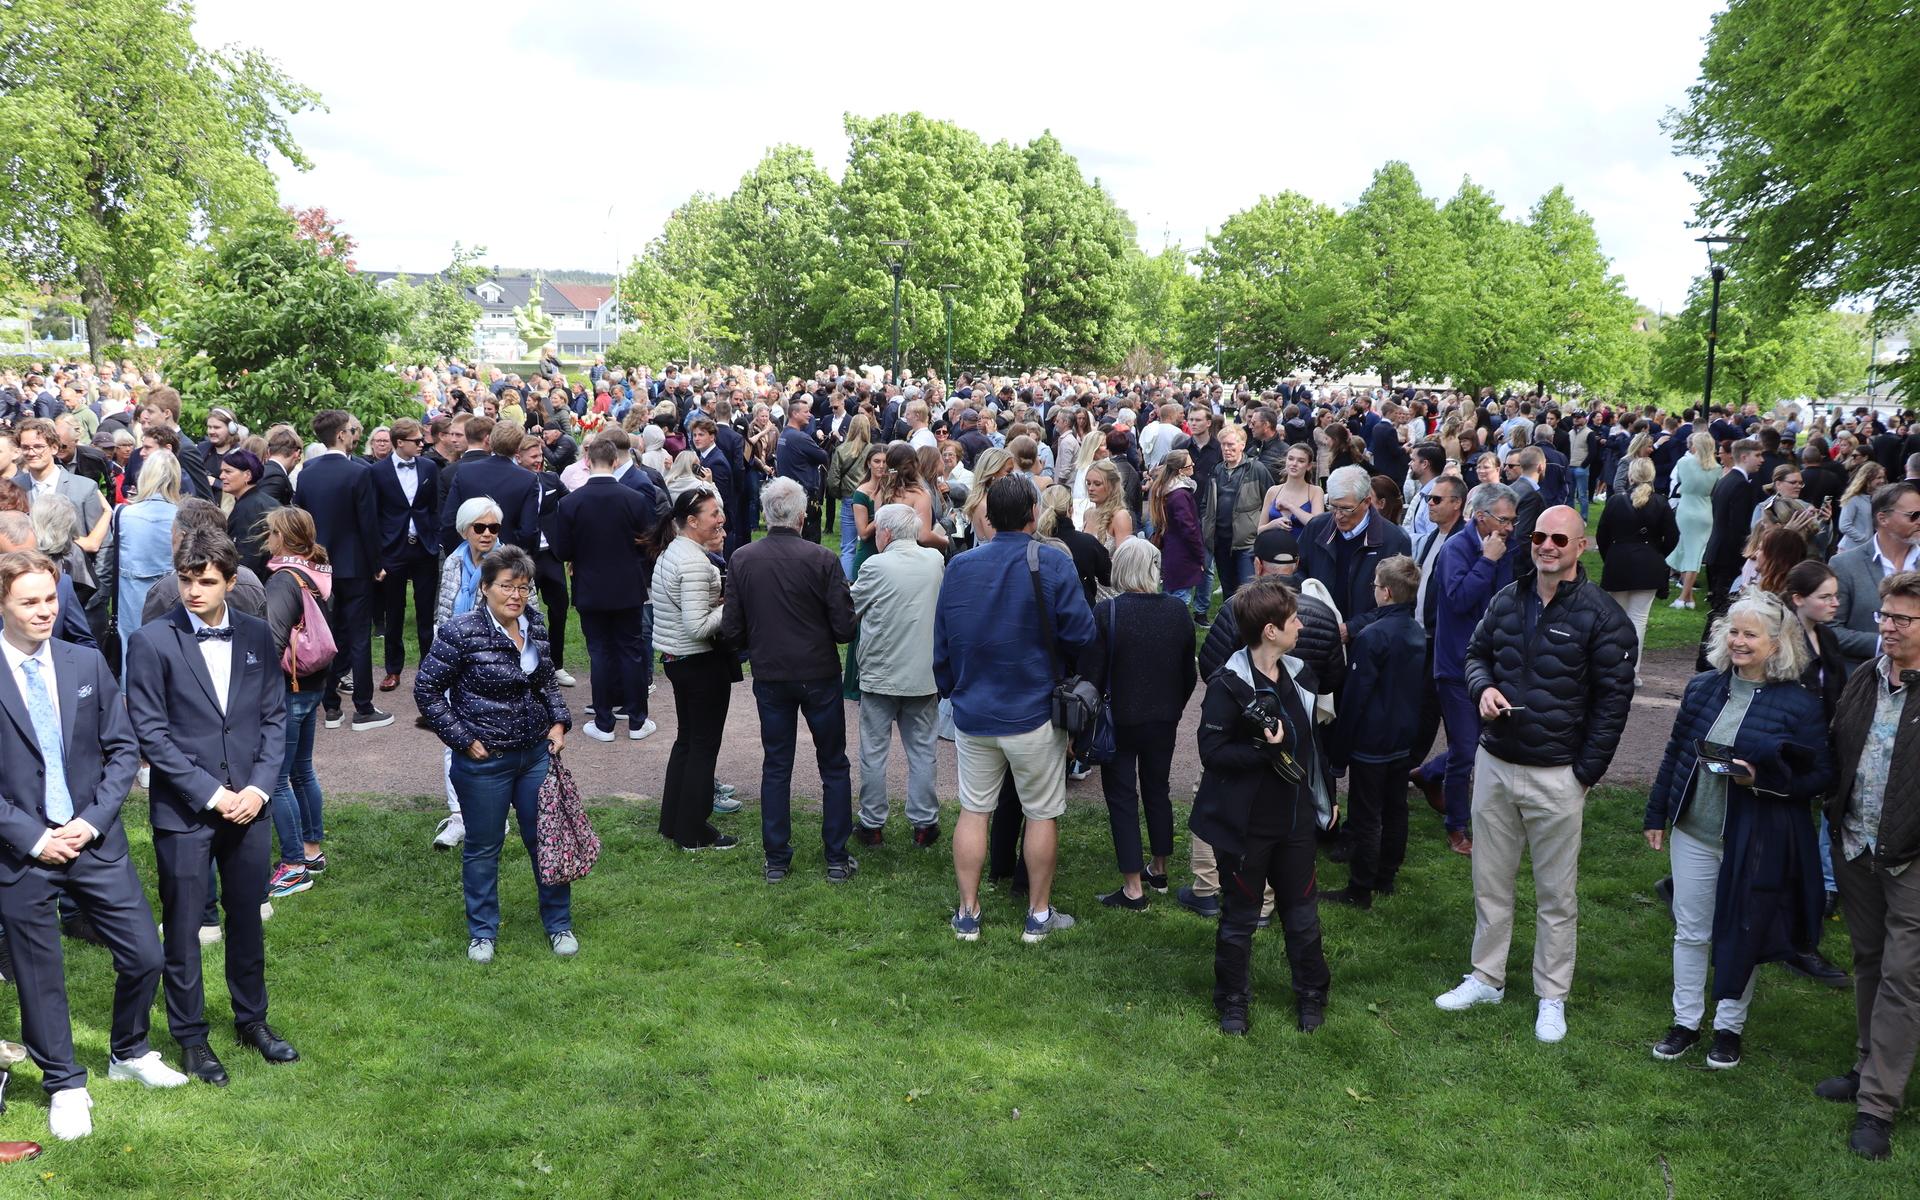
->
[1298, 464, 1412, 624]
[849, 502, 946, 847]
[719, 477, 858, 884]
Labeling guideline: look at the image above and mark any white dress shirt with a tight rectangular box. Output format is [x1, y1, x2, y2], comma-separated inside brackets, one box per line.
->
[489, 609, 538, 674]
[3, 635, 97, 854]
[392, 454, 422, 536]
[186, 609, 238, 809]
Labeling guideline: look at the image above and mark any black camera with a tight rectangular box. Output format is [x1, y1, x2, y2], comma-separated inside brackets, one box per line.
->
[1242, 694, 1305, 785]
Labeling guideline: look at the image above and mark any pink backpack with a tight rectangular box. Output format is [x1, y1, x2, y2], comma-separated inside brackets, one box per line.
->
[274, 563, 338, 686]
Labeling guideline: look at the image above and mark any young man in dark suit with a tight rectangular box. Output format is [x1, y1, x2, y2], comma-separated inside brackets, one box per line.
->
[125, 531, 296, 1087]
[551, 436, 657, 741]
[0, 550, 180, 1141]
[371, 417, 441, 692]
[516, 435, 574, 685]
[294, 408, 391, 730]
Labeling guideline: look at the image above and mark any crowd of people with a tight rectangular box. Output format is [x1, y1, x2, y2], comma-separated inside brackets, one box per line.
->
[0, 354, 1916, 1163]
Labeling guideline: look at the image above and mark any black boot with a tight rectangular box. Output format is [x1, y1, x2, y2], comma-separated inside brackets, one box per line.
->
[1296, 992, 1326, 1033]
[1784, 950, 1851, 989]
[1849, 1113, 1892, 1161]
[1320, 885, 1372, 910]
[1218, 994, 1250, 1037]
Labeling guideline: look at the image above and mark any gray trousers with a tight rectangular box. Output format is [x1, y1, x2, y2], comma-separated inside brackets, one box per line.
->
[857, 692, 940, 829]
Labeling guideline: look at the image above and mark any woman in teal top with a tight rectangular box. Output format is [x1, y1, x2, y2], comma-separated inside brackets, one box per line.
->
[1666, 432, 1720, 609]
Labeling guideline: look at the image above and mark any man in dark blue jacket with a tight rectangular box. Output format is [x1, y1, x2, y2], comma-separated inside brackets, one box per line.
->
[551, 437, 656, 742]
[1298, 465, 1412, 626]
[436, 421, 539, 555]
[295, 409, 389, 730]
[775, 398, 830, 543]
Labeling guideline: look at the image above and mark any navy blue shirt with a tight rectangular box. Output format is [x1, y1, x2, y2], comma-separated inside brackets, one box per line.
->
[934, 533, 1096, 737]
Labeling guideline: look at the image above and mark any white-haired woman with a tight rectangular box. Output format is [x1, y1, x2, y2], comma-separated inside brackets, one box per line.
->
[1078, 538, 1198, 908]
[1642, 591, 1834, 1070]
[1666, 431, 1720, 608]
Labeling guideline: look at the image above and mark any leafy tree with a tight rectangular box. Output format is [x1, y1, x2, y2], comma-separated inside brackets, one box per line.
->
[1527, 186, 1639, 395]
[1440, 178, 1547, 390]
[1111, 246, 1195, 374]
[997, 132, 1133, 368]
[715, 145, 835, 373]
[1652, 273, 1867, 408]
[390, 243, 486, 363]
[1310, 162, 1467, 388]
[817, 113, 1024, 374]
[167, 210, 410, 432]
[1669, 0, 1920, 321]
[0, 0, 319, 362]
[1192, 193, 1341, 383]
[619, 195, 737, 366]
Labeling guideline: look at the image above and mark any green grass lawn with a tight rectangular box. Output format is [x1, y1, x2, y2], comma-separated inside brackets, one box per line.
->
[24, 789, 1903, 1198]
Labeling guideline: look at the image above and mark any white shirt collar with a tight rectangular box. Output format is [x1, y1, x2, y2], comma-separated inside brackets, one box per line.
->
[186, 608, 230, 634]
[0, 634, 52, 676]
[1872, 537, 1920, 576]
[487, 608, 529, 639]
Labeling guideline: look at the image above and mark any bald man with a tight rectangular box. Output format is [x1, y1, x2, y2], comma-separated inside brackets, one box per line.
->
[1434, 505, 1636, 1045]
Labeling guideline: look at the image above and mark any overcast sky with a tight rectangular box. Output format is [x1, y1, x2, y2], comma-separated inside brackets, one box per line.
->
[194, 0, 1723, 315]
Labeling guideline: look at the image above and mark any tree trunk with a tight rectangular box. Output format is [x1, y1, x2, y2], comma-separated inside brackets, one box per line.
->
[77, 262, 113, 367]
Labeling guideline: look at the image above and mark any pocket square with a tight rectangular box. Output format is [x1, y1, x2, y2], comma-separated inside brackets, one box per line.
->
[246, 651, 260, 666]
[76, 683, 93, 699]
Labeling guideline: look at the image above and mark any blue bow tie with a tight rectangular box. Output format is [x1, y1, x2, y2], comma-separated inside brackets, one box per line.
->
[194, 627, 232, 642]
[394, 459, 415, 470]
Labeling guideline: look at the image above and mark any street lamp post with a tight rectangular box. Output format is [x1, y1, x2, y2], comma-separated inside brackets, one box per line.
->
[881, 239, 913, 386]
[939, 283, 960, 394]
[1695, 233, 1746, 412]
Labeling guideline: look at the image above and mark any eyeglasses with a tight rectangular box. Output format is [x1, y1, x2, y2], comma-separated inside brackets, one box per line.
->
[468, 522, 502, 534]
[1487, 513, 1517, 526]
[1328, 502, 1365, 516]
[1530, 531, 1573, 547]
[491, 582, 533, 597]
[1876, 611, 1918, 631]
[1425, 493, 1457, 505]
[1894, 510, 1920, 523]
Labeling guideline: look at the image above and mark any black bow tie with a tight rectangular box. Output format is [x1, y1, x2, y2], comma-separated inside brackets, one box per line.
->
[194, 627, 233, 642]
[394, 459, 415, 470]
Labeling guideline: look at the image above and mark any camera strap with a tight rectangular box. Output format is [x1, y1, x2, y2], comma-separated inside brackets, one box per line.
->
[1026, 539, 1062, 685]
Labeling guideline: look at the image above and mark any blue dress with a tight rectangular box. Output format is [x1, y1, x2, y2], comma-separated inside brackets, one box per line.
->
[1666, 457, 1718, 575]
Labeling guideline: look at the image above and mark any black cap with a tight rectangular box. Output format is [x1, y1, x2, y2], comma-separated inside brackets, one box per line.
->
[1253, 527, 1299, 566]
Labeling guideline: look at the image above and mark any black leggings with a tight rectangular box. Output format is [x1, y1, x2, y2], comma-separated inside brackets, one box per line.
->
[1100, 720, 1177, 875]
[660, 652, 732, 848]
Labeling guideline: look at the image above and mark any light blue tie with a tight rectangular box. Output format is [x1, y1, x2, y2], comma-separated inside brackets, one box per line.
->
[20, 659, 73, 824]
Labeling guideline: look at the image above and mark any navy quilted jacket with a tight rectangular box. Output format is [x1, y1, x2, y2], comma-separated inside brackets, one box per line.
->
[414, 608, 571, 753]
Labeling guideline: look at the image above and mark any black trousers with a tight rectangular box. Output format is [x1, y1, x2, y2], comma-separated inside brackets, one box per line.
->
[534, 549, 569, 667]
[1696, 558, 1738, 672]
[1214, 816, 1329, 1013]
[660, 652, 732, 848]
[0, 853, 163, 1093]
[580, 607, 650, 730]
[1409, 639, 1443, 768]
[154, 817, 272, 1046]
[1344, 756, 1411, 890]
[325, 576, 376, 714]
[378, 549, 438, 675]
[803, 496, 823, 544]
[990, 769, 1028, 888]
[1100, 719, 1177, 875]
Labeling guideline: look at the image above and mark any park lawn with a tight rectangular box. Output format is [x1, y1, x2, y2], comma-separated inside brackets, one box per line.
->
[24, 788, 1905, 1200]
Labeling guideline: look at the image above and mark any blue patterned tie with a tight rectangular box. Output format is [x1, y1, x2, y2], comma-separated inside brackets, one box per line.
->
[20, 659, 73, 824]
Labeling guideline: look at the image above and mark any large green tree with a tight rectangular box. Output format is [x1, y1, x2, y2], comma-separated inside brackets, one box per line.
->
[1527, 186, 1640, 395]
[715, 145, 835, 373]
[167, 210, 410, 431]
[0, 0, 318, 362]
[1110, 246, 1195, 374]
[1439, 178, 1547, 390]
[391, 243, 487, 363]
[996, 132, 1133, 368]
[1652, 274, 1867, 409]
[618, 195, 736, 366]
[817, 113, 1024, 375]
[1190, 193, 1340, 382]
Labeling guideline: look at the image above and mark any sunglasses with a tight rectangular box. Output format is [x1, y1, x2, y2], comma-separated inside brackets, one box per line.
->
[468, 522, 502, 535]
[1530, 531, 1572, 547]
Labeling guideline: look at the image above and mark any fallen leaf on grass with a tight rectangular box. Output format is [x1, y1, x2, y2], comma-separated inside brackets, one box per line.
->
[1345, 1086, 1375, 1104]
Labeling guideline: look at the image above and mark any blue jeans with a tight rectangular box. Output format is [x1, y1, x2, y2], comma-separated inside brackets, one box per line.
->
[1569, 466, 1591, 522]
[449, 743, 569, 940]
[1165, 585, 1197, 609]
[1416, 678, 1480, 834]
[270, 688, 325, 866]
[1214, 539, 1255, 602]
[1190, 557, 1214, 620]
[838, 497, 859, 580]
[753, 677, 853, 869]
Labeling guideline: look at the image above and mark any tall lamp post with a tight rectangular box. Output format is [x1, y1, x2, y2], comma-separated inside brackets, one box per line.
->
[881, 238, 913, 386]
[939, 283, 960, 394]
[1695, 233, 1746, 412]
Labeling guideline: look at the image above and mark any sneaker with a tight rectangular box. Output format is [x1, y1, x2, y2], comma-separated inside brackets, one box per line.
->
[1175, 884, 1221, 919]
[1706, 1030, 1742, 1069]
[267, 863, 312, 899]
[549, 931, 579, 957]
[553, 668, 577, 687]
[826, 857, 859, 884]
[912, 823, 941, 848]
[582, 721, 617, 742]
[763, 862, 788, 883]
[197, 924, 222, 946]
[1067, 761, 1093, 782]
[1297, 996, 1326, 1033]
[711, 794, 743, 815]
[854, 825, 884, 847]
[951, 906, 981, 942]
[351, 708, 395, 731]
[433, 813, 465, 850]
[628, 718, 657, 741]
[1850, 1113, 1893, 1161]
[304, 854, 327, 876]
[1142, 868, 1170, 893]
[1021, 908, 1076, 943]
[1535, 998, 1567, 1043]
[1218, 999, 1250, 1037]
[1814, 1069, 1860, 1102]
[467, 938, 494, 964]
[1434, 974, 1504, 1011]
[1097, 888, 1148, 911]
[716, 782, 736, 798]
[48, 1087, 92, 1141]
[686, 833, 738, 852]
[1651, 1024, 1700, 1061]
[323, 707, 344, 730]
[107, 1051, 189, 1088]
[260, 902, 274, 921]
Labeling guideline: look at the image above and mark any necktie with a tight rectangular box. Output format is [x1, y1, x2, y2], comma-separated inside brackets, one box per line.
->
[19, 659, 72, 824]
[394, 459, 414, 471]
[195, 626, 233, 642]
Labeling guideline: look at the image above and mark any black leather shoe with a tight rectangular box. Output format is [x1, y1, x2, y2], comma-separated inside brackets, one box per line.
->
[1814, 1069, 1860, 1103]
[1783, 951, 1851, 988]
[1850, 1113, 1893, 1161]
[1218, 1000, 1249, 1037]
[1320, 885, 1372, 910]
[1296, 996, 1326, 1033]
[236, 1021, 299, 1064]
[61, 914, 106, 946]
[183, 1043, 229, 1086]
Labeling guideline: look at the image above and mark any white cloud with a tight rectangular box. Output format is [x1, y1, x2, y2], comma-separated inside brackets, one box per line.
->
[193, 0, 1721, 313]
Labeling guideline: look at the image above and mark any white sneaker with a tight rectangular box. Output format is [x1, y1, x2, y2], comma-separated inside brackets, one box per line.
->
[467, 938, 495, 963]
[1536, 998, 1568, 1043]
[260, 902, 274, 922]
[48, 1087, 92, 1140]
[1669, 598, 1688, 609]
[107, 1050, 189, 1088]
[554, 669, 577, 687]
[197, 924, 222, 946]
[138, 765, 150, 788]
[433, 813, 465, 851]
[1435, 974, 1504, 1011]
[549, 931, 579, 956]
[629, 718, 657, 741]
[582, 721, 616, 742]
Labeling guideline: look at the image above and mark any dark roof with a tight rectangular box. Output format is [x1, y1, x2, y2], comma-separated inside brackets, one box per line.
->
[366, 272, 593, 316]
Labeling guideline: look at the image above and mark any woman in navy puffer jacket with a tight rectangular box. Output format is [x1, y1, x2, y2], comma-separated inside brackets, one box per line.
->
[1641, 591, 1834, 1070]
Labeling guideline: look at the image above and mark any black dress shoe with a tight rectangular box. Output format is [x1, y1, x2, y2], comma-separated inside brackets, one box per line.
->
[236, 1021, 299, 1064]
[1654, 876, 1675, 918]
[1850, 1113, 1893, 1161]
[1296, 996, 1326, 1033]
[1783, 951, 1851, 988]
[1320, 885, 1372, 910]
[183, 1043, 229, 1086]
[61, 914, 106, 946]
[1814, 1069, 1860, 1102]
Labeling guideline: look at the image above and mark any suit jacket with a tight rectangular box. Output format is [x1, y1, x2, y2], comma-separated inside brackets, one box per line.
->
[439, 454, 539, 552]
[530, 470, 568, 579]
[1298, 510, 1414, 623]
[225, 486, 283, 578]
[294, 452, 381, 581]
[551, 476, 655, 610]
[1510, 477, 1547, 583]
[713, 424, 748, 506]
[697, 444, 735, 507]
[54, 573, 97, 647]
[776, 425, 829, 497]
[13, 466, 105, 534]
[124, 608, 288, 835]
[1703, 466, 1761, 572]
[258, 460, 294, 506]
[0, 640, 139, 883]
[126, 437, 214, 502]
[371, 454, 442, 567]
[1831, 541, 1918, 676]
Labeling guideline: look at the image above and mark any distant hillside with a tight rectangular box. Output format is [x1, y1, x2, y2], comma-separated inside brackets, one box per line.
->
[490, 268, 615, 284]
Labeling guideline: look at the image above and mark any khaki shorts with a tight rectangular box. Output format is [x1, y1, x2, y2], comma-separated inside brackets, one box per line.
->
[955, 723, 1069, 822]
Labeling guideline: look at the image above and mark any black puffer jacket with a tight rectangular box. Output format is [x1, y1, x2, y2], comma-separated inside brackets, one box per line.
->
[1463, 569, 1636, 786]
[1198, 575, 1346, 699]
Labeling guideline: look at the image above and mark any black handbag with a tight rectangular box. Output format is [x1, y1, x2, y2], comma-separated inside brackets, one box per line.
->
[1026, 540, 1101, 748]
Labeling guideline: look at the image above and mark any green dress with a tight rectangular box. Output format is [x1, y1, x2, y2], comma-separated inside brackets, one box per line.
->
[842, 488, 880, 700]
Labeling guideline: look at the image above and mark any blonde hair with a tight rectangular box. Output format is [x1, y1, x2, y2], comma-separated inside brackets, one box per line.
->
[1628, 456, 1656, 507]
[963, 447, 1015, 529]
[1082, 459, 1125, 543]
[1036, 484, 1073, 537]
[1689, 430, 1718, 472]
[1706, 589, 1810, 681]
[136, 449, 182, 503]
